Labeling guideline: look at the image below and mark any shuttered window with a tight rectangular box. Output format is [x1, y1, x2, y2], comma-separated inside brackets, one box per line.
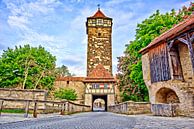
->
[149, 43, 171, 83]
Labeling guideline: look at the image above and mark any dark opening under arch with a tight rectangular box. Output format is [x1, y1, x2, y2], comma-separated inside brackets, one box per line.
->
[92, 95, 107, 111]
[156, 87, 180, 104]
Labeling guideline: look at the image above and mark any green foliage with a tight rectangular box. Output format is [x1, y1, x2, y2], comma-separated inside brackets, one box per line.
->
[55, 65, 75, 77]
[0, 44, 56, 90]
[54, 88, 77, 101]
[117, 3, 194, 102]
[1, 109, 25, 113]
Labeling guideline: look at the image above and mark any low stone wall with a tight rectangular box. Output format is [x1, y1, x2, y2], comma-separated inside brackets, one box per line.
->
[67, 102, 91, 114]
[108, 101, 151, 115]
[0, 88, 47, 109]
[151, 103, 179, 117]
[0, 98, 91, 118]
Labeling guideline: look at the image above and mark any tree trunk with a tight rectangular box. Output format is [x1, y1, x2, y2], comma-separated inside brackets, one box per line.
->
[22, 66, 29, 89]
[34, 71, 44, 89]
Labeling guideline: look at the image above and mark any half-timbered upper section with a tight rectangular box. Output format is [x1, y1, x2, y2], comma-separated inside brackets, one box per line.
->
[140, 14, 194, 83]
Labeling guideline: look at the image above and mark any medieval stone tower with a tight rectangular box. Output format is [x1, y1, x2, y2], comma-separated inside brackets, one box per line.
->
[54, 8, 117, 111]
[84, 8, 116, 111]
[86, 8, 113, 76]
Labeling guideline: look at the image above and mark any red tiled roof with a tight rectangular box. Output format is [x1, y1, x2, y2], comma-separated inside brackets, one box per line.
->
[83, 78, 116, 83]
[56, 76, 85, 81]
[89, 9, 109, 18]
[139, 14, 194, 54]
[87, 64, 112, 78]
[84, 64, 116, 82]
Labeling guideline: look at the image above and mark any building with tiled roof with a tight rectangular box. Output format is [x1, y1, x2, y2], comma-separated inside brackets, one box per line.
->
[140, 14, 194, 116]
[54, 8, 119, 111]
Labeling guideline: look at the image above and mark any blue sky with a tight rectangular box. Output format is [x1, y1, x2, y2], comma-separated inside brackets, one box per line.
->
[0, 0, 192, 76]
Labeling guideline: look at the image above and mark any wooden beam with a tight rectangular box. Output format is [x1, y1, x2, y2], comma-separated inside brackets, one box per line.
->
[33, 102, 38, 118]
[60, 103, 65, 115]
[0, 101, 4, 116]
[190, 33, 194, 42]
[186, 33, 194, 73]
[167, 40, 174, 51]
[178, 38, 188, 45]
[24, 101, 30, 118]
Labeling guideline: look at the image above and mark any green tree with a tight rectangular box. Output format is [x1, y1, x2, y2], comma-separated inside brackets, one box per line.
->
[55, 65, 74, 77]
[0, 44, 56, 90]
[54, 88, 77, 101]
[117, 3, 194, 102]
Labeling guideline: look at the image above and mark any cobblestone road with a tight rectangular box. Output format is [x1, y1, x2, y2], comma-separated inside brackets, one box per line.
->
[0, 112, 194, 129]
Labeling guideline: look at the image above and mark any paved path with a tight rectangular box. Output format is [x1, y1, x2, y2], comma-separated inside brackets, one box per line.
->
[0, 112, 194, 129]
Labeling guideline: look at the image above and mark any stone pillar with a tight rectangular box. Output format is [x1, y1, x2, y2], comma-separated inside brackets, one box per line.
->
[107, 94, 115, 106]
[85, 94, 92, 106]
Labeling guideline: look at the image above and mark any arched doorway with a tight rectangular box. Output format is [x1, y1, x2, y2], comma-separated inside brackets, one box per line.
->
[156, 87, 180, 104]
[92, 95, 107, 111]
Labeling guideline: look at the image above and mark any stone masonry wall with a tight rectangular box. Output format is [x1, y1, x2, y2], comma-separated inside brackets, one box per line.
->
[0, 88, 47, 109]
[54, 80, 85, 104]
[151, 103, 179, 117]
[178, 43, 193, 82]
[108, 101, 151, 114]
[141, 48, 194, 116]
[87, 27, 112, 75]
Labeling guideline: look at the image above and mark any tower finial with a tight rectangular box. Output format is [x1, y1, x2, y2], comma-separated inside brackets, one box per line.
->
[97, 4, 100, 10]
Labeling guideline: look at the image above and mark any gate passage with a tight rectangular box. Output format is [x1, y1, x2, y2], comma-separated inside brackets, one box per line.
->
[92, 95, 107, 111]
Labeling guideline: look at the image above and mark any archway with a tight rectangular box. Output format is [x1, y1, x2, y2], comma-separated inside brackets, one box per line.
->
[92, 95, 107, 111]
[156, 87, 180, 104]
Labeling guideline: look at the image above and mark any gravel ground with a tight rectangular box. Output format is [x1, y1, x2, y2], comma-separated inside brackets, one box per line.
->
[0, 112, 194, 129]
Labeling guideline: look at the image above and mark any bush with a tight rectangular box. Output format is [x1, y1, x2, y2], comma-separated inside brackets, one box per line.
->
[54, 88, 77, 101]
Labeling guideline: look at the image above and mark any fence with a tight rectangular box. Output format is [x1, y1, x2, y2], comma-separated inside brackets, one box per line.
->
[0, 98, 91, 118]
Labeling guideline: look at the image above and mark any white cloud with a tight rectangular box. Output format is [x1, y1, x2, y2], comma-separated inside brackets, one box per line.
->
[70, 7, 94, 30]
[180, 0, 193, 7]
[5, 0, 61, 30]
[7, 15, 29, 30]
[2, 0, 191, 76]
[68, 65, 86, 76]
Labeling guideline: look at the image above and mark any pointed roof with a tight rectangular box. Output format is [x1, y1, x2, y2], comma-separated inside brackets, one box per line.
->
[84, 64, 116, 83]
[89, 9, 110, 19]
[88, 64, 112, 78]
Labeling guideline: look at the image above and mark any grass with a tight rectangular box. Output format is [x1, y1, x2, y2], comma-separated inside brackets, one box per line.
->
[1, 109, 25, 113]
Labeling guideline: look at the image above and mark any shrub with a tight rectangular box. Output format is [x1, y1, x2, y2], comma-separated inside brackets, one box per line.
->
[54, 88, 77, 101]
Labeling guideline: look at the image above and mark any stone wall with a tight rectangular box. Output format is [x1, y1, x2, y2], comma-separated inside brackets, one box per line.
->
[54, 80, 85, 104]
[141, 46, 194, 116]
[151, 103, 179, 117]
[108, 101, 151, 115]
[67, 102, 91, 114]
[0, 88, 47, 109]
[179, 43, 193, 82]
[87, 26, 112, 75]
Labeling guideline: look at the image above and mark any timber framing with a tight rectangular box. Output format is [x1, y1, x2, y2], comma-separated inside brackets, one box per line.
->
[167, 30, 194, 73]
[139, 14, 194, 54]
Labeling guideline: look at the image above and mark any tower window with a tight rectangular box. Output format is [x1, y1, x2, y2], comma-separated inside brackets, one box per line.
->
[97, 19, 103, 25]
[98, 33, 101, 36]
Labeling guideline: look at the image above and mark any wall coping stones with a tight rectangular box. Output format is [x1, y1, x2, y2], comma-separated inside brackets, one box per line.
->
[0, 88, 48, 93]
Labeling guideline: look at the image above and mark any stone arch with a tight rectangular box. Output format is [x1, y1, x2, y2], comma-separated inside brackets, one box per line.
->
[156, 87, 180, 104]
[92, 95, 107, 111]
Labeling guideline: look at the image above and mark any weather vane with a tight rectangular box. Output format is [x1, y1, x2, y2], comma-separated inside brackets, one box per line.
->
[97, 4, 100, 10]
